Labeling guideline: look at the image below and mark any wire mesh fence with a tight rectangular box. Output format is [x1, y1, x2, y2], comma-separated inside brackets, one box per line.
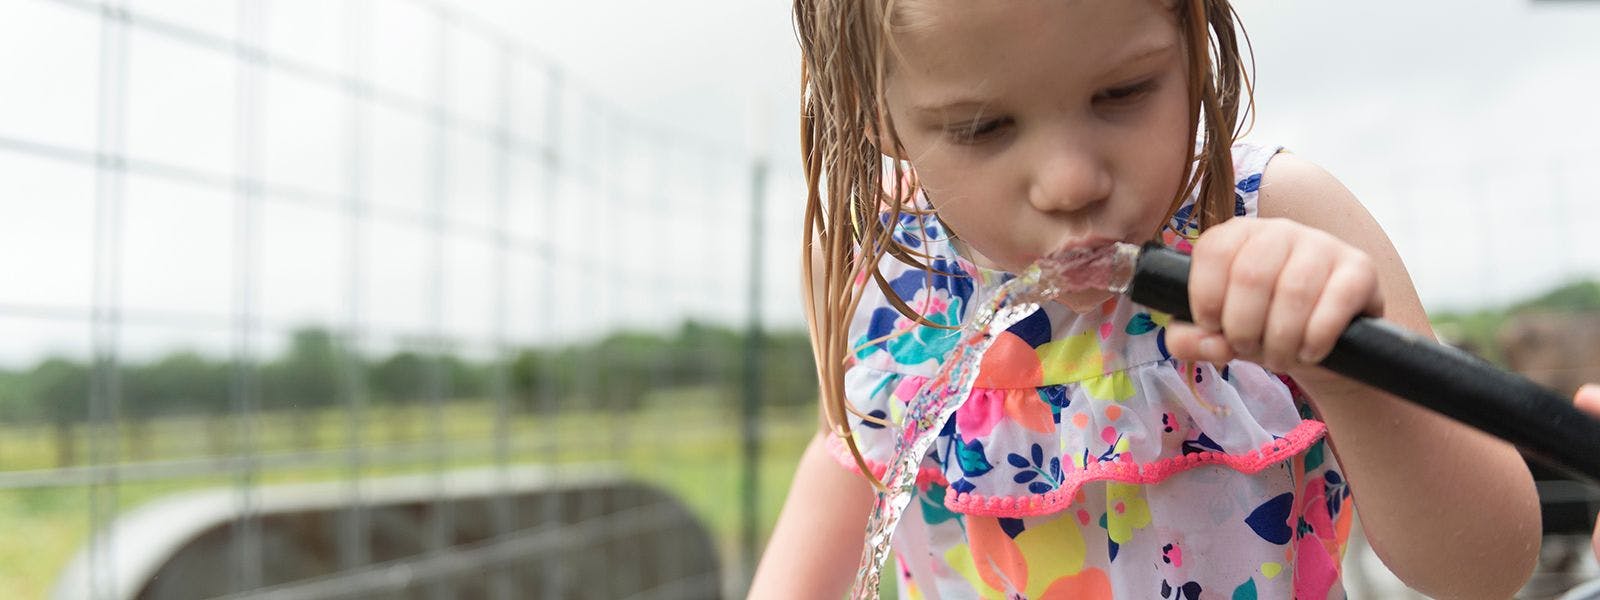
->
[0, 0, 812, 598]
[2, 1, 1599, 599]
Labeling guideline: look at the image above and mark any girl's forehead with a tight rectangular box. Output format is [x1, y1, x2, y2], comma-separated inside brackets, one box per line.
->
[886, 1, 1182, 95]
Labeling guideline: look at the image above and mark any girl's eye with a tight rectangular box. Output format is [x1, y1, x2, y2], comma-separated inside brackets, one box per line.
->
[1094, 80, 1157, 106]
[947, 117, 1012, 144]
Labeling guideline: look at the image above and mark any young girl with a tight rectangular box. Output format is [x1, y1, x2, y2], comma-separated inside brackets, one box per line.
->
[751, 1, 1541, 599]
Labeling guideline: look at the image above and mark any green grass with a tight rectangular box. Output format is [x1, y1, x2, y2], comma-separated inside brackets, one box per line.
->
[0, 388, 817, 599]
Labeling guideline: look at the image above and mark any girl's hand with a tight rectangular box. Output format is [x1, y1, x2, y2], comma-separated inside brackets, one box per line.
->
[1163, 217, 1385, 374]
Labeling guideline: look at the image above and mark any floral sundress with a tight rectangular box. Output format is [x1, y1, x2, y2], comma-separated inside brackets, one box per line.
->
[831, 142, 1352, 599]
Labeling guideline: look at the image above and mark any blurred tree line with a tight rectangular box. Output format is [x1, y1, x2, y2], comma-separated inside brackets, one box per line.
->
[1431, 279, 1600, 365]
[0, 321, 817, 467]
[4, 278, 1591, 467]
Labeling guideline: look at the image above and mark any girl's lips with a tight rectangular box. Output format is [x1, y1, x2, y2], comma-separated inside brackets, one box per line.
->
[1034, 235, 1122, 262]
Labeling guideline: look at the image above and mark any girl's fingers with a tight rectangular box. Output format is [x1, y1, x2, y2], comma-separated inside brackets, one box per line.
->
[1298, 251, 1379, 364]
[1180, 219, 1384, 371]
[1165, 322, 1234, 364]
[1187, 220, 1252, 334]
[1219, 227, 1294, 360]
[1163, 322, 1203, 362]
[1262, 243, 1332, 370]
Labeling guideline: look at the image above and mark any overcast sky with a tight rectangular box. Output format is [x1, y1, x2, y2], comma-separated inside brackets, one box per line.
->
[466, 0, 1600, 307]
[1, 0, 1598, 367]
[484, 0, 1600, 273]
[571, 0, 1600, 304]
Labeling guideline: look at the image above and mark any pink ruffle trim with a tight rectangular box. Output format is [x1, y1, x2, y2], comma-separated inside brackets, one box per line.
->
[829, 419, 1329, 518]
[948, 419, 1328, 517]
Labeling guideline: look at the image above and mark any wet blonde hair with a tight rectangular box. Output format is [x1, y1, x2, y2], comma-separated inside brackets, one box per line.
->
[795, 0, 1254, 487]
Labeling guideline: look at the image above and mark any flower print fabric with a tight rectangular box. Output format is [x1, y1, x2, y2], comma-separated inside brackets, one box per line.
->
[830, 142, 1353, 599]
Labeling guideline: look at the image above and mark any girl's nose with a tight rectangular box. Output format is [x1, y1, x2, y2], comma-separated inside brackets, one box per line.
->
[1028, 141, 1112, 215]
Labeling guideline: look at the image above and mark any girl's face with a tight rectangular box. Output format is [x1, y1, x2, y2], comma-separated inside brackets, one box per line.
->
[884, 0, 1193, 311]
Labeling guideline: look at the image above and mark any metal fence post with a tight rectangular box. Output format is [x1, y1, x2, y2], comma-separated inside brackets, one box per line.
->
[740, 156, 769, 593]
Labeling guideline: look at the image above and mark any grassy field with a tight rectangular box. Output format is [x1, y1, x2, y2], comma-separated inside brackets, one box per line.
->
[0, 388, 817, 598]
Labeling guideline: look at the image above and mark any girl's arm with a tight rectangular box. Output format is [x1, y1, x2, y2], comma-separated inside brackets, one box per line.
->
[1168, 153, 1541, 599]
[749, 247, 877, 597]
[747, 430, 876, 598]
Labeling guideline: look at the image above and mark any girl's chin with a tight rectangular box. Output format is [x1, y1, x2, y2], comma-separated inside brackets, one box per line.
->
[1052, 288, 1115, 314]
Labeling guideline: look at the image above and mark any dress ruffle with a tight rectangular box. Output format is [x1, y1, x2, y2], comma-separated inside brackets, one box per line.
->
[830, 355, 1328, 518]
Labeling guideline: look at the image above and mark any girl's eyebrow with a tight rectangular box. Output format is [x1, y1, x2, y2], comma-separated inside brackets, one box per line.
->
[911, 99, 991, 118]
[910, 39, 1178, 117]
[1106, 39, 1180, 75]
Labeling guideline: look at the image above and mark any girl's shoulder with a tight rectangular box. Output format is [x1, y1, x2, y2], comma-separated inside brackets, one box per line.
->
[1168, 140, 1283, 237]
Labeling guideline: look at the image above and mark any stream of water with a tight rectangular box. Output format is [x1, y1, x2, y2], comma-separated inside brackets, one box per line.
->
[848, 263, 1061, 599]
